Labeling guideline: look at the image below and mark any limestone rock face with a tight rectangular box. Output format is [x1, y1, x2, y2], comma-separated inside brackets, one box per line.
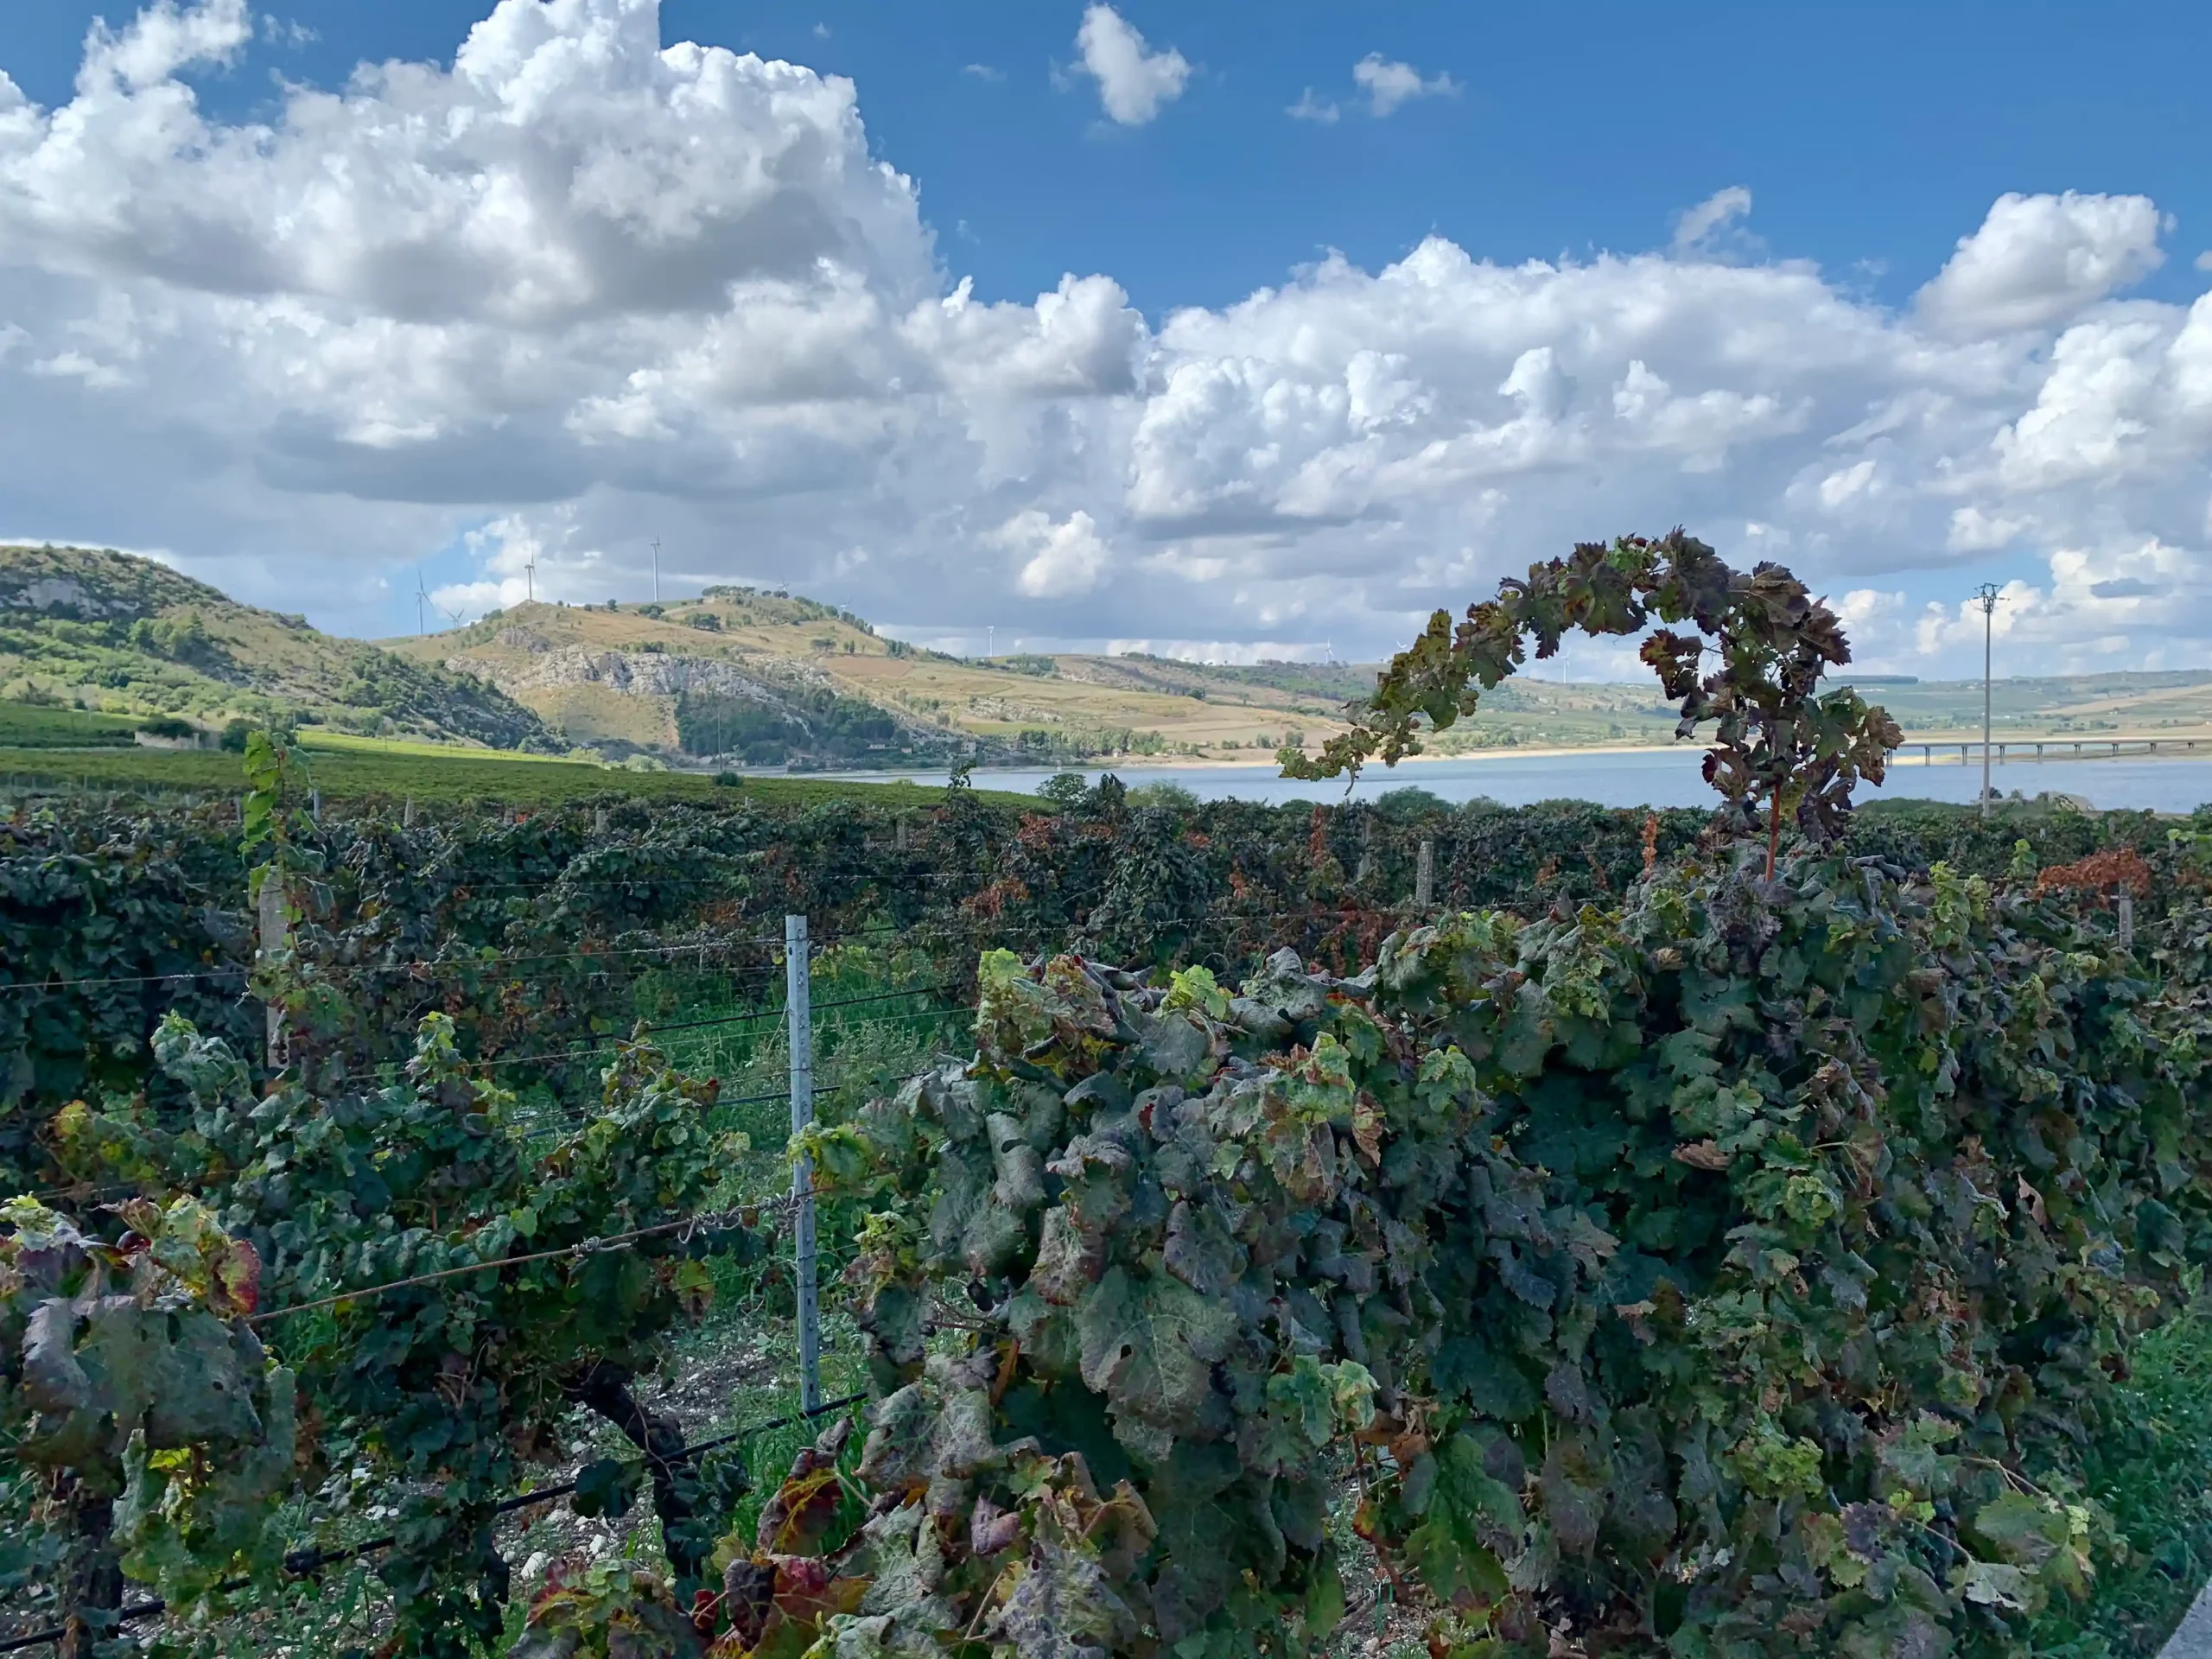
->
[443, 648, 791, 705]
[5, 575, 126, 615]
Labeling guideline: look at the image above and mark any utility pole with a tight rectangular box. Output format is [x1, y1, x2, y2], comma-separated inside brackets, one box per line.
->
[1975, 582, 2002, 818]
[651, 537, 661, 604]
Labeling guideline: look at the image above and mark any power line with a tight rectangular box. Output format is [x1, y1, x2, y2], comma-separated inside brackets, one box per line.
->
[251, 1188, 807, 1326]
[321, 985, 960, 1086]
[0, 906, 1105, 997]
[490, 1053, 957, 1140]
[0, 932, 796, 995]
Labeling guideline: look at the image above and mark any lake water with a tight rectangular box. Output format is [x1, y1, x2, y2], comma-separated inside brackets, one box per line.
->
[844, 748, 2212, 814]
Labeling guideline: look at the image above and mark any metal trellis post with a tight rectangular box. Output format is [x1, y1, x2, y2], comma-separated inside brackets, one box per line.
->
[257, 872, 288, 1071]
[785, 913, 823, 1414]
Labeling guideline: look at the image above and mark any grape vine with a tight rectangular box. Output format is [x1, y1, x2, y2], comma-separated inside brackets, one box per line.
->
[1285, 530, 1905, 873]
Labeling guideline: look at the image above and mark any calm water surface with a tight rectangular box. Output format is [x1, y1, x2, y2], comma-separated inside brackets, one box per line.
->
[842, 748, 2212, 813]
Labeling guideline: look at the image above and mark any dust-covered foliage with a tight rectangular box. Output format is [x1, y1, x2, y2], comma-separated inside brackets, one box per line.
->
[7, 1009, 772, 1658]
[1, 1193, 294, 1655]
[506, 842, 2212, 1658]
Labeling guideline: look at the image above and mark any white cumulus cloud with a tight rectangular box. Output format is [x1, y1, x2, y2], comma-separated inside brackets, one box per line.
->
[0, 2, 2207, 681]
[999, 509, 1113, 597]
[1073, 4, 1189, 127]
[1916, 190, 2165, 339]
[1670, 186, 1760, 261]
[1351, 54, 1458, 117]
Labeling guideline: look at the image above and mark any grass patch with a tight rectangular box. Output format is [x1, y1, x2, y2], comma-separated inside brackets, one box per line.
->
[0, 743, 1037, 808]
[0, 700, 142, 747]
[293, 729, 580, 763]
[2029, 1302, 2212, 1656]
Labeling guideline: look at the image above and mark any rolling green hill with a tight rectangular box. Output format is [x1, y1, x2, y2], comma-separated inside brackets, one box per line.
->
[0, 544, 551, 748]
[1833, 670, 2212, 738]
[14, 544, 2212, 777]
[348, 582, 2212, 765]
[383, 590, 1370, 766]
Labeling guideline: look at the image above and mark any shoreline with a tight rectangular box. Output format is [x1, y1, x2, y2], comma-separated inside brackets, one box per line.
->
[925, 735, 2212, 779]
[1019, 741, 1689, 774]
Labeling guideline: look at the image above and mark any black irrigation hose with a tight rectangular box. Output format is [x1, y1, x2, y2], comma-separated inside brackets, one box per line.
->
[0, 1392, 869, 1655]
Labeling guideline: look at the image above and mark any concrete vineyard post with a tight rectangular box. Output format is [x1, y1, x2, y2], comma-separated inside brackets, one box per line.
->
[2119, 891, 2135, 951]
[1415, 837, 1435, 910]
[785, 913, 822, 1414]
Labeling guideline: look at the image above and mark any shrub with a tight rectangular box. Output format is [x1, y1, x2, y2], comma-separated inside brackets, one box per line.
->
[1372, 785, 1449, 819]
[1123, 780, 1199, 812]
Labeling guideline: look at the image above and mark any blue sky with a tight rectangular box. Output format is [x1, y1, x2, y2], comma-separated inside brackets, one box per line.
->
[0, 0, 2209, 668]
[13, 0, 2210, 318]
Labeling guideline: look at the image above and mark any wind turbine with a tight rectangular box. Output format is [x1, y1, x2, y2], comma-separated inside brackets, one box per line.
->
[651, 537, 661, 603]
[524, 553, 537, 603]
[439, 601, 470, 631]
[415, 568, 430, 636]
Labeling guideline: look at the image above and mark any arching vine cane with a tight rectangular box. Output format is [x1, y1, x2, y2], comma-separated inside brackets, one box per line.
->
[1281, 531, 1905, 874]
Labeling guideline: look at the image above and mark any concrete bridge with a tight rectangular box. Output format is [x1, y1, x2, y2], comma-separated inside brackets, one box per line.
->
[1902, 736, 2205, 764]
